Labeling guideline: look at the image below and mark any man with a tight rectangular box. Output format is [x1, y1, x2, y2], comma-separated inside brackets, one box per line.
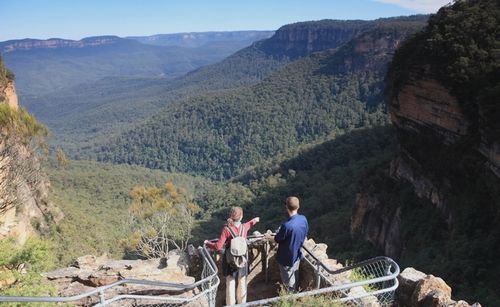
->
[265, 196, 308, 292]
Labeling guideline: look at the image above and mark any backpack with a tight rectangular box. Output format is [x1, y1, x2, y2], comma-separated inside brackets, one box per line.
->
[225, 224, 248, 269]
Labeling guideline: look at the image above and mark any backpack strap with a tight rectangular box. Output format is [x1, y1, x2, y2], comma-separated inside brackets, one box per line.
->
[226, 225, 238, 238]
[226, 224, 244, 238]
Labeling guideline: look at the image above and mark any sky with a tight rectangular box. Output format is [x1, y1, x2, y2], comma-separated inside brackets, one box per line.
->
[0, 0, 452, 41]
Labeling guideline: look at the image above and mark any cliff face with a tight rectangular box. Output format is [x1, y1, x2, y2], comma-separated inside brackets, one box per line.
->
[352, 0, 500, 303]
[259, 16, 427, 60]
[260, 21, 367, 59]
[1, 80, 18, 110]
[0, 72, 62, 244]
[0, 134, 62, 244]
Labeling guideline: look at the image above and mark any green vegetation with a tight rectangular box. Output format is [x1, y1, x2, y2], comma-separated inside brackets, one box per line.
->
[22, 17, 425, 161]
[24, 43, 290, 155]
[94, 20, 422, 180]
[387, 0, 500, 137]
[46, 159, 253, 265]
[0, 104, 48, 145]
[241, 126, 396, 261]
[382, 1, 500, 304]
[46, 127, 395, 265]
[0, 55, 15, 84]
[0, 238, 57, 305]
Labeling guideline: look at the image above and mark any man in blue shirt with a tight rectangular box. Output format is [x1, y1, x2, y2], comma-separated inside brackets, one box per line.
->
[265, 196, 308, 292]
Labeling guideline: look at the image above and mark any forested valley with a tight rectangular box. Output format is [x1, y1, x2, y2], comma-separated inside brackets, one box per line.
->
[2, 1, 500, 304]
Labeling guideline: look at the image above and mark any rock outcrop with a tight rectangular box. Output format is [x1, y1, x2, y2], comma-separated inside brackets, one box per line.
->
[351, 191, 402, 258]
[259, 16, 427, 60]
[0, 75, 62, 244]
[398, 268, 481, 307]
[1, 80, 18, 110]
[260, 20, 368, 59]
[352, 0, 500, 303]
[44, 250, 196, 306]
[43, 240, 481, 306]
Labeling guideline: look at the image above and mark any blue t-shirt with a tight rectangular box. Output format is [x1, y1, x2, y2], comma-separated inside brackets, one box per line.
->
[275, 214, 309, 267]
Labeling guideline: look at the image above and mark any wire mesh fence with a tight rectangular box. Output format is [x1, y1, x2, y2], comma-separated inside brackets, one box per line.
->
[237, 249, 399, 307]
[301, 250, 399, 307]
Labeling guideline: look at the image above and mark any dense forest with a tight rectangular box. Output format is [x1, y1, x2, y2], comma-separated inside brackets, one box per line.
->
[94, 18, 425, 179]
[45, 126, 397, 265]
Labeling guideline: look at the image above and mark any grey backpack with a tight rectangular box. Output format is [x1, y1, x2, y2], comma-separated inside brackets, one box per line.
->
[225, 225, 248, 269]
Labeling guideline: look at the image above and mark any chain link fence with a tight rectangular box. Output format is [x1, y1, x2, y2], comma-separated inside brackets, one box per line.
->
[236, 247, 399, 307]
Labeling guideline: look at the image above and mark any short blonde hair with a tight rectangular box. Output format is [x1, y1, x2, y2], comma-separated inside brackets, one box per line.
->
[286, 196, 300, 211]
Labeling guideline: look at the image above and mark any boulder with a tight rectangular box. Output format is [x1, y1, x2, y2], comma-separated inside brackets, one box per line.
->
[397, 267, 427, 303]
[411, 275, 452, 306]
[166, 249, 190, 274]
[419, 289, 452, 307]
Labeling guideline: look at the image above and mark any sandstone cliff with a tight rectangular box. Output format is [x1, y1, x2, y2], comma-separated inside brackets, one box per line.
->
[351, 0, 500, 303]
[0, 61, 62, 244]
[258, 16, 427, 60]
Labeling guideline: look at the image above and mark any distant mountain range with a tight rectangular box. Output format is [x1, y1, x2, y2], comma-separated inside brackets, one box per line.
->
[0, 36, 126, 53]
[1, 31, 273, 96]
[126, 31, 274, 48]
[0, 31, 274, 53]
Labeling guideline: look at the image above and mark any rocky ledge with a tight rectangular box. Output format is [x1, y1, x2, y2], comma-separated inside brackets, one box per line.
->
[398, 268, 481, 307]
[44, 250, 196, 306]
[46, 240, 481, 307]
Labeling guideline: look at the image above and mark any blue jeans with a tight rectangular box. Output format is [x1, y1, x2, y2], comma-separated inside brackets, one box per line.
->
[279, 259, 300, 292]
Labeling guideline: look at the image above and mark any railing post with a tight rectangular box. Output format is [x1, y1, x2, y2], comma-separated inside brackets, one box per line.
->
[264, 241, 270, 283]
[99, 290, 106, 305]
[315, 263, 321, 289]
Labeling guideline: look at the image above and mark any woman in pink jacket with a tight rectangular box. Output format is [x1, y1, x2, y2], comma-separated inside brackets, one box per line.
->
[205, 206, 259, 305]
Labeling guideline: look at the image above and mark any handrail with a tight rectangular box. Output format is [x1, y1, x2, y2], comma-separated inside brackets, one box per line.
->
[0, 246, 218, 303]
[302, 244, 400, 276]
[206, 233, 400, 285]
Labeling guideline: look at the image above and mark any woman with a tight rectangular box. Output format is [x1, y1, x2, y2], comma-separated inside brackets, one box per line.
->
[204, 206, 259, 305]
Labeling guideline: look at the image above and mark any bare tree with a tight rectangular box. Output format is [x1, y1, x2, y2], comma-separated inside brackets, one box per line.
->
[123, 182, 199, 259]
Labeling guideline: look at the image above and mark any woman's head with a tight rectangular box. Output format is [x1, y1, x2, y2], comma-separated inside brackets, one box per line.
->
[227, 206, 243, 225]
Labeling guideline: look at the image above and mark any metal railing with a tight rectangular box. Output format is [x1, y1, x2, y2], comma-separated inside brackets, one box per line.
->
[0, 246, 220, 307]
[236, 242, 400, 307]
[0, 233, 399, 306]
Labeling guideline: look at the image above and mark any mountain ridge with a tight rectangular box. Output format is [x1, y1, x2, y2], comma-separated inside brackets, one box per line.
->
[126, 30, 274, 48]
[0, 36, 129, 53]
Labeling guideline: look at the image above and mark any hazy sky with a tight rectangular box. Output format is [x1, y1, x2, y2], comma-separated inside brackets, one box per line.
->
[0, 0, 452, 41]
